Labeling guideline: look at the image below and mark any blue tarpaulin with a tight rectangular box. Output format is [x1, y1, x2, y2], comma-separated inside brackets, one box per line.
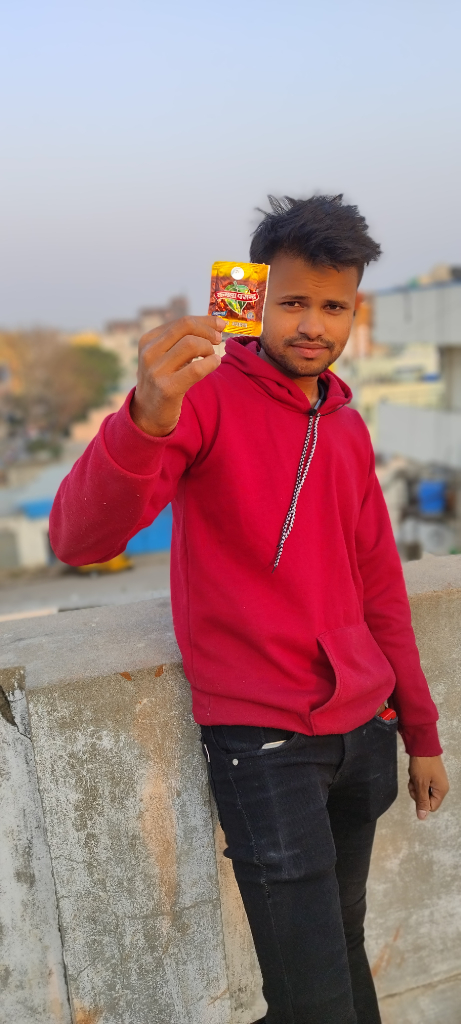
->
[126, 505, 172, 553]
[16, 481, 173, 557]
[20, 499, 54, 519]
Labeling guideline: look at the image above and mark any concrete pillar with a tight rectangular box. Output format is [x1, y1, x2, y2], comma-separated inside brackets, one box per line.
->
[0, 668, 71, 1024]
[440, 345, 461, 411]
[27, 664, 231, 1024]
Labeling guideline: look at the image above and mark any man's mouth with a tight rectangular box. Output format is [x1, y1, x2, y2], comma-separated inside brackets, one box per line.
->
[289, 343, 330, 359]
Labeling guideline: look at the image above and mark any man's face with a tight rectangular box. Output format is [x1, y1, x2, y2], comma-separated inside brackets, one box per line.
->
[260, 254, 359, 378]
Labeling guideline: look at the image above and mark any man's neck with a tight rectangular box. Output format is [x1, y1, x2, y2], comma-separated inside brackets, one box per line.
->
[258, 347, 320, 406]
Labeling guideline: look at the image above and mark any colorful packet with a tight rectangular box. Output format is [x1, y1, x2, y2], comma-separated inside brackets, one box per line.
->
[208, 261, 270, 337]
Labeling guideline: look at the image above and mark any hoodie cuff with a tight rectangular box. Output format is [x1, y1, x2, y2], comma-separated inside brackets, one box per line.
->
[399, 721, 443, 757]
[103, 388, 176, 476]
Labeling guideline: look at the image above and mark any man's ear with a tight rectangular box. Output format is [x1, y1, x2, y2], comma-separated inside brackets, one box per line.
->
[354, 291, 364, 314]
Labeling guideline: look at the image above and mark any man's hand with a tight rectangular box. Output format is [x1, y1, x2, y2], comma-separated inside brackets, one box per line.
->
[131, 315, 226, 437]
[408, 755, 449, 820]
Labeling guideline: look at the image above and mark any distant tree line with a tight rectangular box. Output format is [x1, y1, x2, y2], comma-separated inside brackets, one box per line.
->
[0, 330, 121, 464]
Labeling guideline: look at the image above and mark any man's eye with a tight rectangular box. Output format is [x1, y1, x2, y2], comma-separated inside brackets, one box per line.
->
[283, 301, 302, 308]
[325, 303, 343, 311]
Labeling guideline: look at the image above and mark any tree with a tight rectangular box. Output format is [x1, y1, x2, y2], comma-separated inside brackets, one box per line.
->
[0, 330, 121, 452]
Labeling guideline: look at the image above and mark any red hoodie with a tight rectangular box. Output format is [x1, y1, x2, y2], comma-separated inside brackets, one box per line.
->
[50, 339, 441, 756]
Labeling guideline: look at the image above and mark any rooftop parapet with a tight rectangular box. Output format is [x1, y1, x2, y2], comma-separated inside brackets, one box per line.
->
[1, 559, 460, 1023]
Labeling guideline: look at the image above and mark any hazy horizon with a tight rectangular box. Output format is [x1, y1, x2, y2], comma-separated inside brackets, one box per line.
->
[1, 0, 460, 332]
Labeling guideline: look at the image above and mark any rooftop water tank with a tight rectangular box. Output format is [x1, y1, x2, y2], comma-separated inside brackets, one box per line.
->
[417, 480, 446, 517]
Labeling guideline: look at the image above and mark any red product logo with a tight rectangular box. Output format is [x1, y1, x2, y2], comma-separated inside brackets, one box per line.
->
[214, 290, 258, 303]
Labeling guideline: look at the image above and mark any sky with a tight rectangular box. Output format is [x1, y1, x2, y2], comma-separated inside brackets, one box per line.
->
[1, 0, 460, 331]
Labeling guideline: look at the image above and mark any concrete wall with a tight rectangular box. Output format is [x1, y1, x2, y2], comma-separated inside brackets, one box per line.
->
[377, 401, 461, 469]
[373, 282, 461, 346]
[1, 562, 460, 1023]
[0, 668, 71, 1024]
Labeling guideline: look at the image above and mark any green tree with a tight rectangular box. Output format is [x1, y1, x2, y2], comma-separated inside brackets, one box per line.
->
[0, 331, 122, 445]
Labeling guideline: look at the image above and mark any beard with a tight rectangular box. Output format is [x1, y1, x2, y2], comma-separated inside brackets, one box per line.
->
[259, 332, 337, 378]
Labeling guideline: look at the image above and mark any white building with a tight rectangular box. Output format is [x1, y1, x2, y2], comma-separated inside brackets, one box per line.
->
[374, 278, 461, 466]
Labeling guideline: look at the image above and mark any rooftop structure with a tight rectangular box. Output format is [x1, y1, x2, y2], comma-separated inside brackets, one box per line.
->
[1, 558, 460, 1022]
[373, 278, 461, 349]
[101, 296, 188, 385]
[372, 273, 461, 470]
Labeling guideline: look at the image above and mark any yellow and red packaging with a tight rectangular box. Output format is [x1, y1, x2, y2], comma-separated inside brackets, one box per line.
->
[208, 261, 270, 337]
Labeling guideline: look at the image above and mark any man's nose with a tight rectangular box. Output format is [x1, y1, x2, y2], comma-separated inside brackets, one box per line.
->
[297, 311, 325, 339]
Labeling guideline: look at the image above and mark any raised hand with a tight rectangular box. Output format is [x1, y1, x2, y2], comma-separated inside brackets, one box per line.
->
[131, 315, 226, 437]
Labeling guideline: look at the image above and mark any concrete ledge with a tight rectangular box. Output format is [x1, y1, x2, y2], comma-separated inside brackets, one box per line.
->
[0, 596, 178, 688]
[1, 560, 461, 1022]
[403, 551, 461, 595]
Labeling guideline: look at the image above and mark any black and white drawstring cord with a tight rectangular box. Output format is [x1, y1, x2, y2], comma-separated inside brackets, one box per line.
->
[273, 409, 320, 571]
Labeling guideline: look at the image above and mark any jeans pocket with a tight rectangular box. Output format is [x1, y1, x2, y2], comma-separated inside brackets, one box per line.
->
[361, 718, 399, 822]
[261, 738, 289, 749]
[374, 711, 399, 724]
[209, 725, 294, 755]
[329, 716, 399, 824]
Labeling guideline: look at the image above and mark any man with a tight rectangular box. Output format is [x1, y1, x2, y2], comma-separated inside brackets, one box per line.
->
[50, 194, 449, 1024]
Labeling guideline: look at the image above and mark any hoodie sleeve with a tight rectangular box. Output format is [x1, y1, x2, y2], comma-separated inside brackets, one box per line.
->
[355, 445, 442, 757]
[49, 389, 202, 566]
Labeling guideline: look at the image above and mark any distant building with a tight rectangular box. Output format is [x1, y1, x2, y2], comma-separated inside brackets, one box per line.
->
[414, 264, 461, 287]
[366, 275, 461, 557]
[70, 392, 127, 444]
[337, 290, 443, 445]
[140, 296, 188, 334]
[0, 333, 24, 398]
[357, 378, 444, 446]
[102, 296, 188, 385]
[69, 331, 102, 347]
[373, 278, 461, 465]
[0, 454, 172, 569]
[0, 462, 74, 569]
[101, 320, 139, 384]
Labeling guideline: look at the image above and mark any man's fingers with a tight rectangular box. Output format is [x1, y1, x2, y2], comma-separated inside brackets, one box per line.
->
[140, 315, 226, 357]
[408, 777, 431, 819]
[173, 352, 221, 390]
[156, 334, 217, 375]
[429, 786, 444, 812]
[132, 315, 225, 437]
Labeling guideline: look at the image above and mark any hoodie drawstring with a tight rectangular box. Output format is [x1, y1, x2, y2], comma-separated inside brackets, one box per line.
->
[273, 411, 320, 571]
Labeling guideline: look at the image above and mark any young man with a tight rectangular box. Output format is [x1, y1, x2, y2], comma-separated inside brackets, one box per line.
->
[50, 195, 449, 1024]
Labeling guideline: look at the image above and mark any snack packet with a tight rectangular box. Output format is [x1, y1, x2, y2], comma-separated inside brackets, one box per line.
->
[208, 261, 270, 337]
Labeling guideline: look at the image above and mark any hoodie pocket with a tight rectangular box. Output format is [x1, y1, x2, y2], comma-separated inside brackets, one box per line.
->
[311, 622, 396, 735]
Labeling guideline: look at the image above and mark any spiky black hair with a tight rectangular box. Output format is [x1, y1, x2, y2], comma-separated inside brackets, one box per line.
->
[250, 194, 381, 282]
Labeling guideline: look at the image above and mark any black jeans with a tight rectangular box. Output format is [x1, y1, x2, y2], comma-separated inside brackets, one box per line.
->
[201, 716, 398, 1024]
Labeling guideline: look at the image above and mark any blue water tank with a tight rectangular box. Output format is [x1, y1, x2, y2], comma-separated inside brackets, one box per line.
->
[126, 505, 172, 554]
[417, 480, 446, 516]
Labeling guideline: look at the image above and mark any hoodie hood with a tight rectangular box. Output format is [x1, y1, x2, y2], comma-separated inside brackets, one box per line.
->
[222, 337, 352, 416]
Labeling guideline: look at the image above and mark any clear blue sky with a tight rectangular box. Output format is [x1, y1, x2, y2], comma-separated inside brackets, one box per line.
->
[1, 0, 460, 330]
